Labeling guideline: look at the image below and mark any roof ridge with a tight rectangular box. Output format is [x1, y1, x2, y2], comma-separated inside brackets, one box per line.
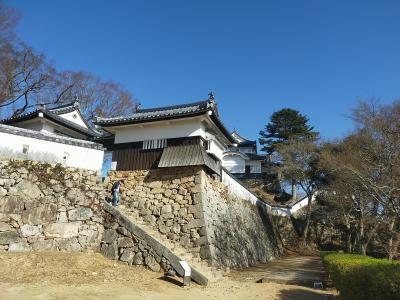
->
[0, 123, 104, 150]
[1, 109, 101, 138]
[0, 108, 42, 122]
[232, 131, 255, 143]
[48, 100, 79, 111]
[137, 99, 210, 113]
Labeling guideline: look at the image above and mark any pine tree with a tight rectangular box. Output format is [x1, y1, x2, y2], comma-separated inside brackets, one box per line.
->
[259, 108, 318, 154]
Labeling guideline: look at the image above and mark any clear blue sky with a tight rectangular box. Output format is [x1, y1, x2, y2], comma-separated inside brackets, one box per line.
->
[6, 0, 400, 142]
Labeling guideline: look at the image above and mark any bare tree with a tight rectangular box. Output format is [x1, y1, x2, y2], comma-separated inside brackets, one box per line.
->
[42, 71, 139, 121]
[0, 3, 138, 119]
[277, 138, 321, 244]
[315, 100, 400, 257]
[0, 44, 51, 115]
[0, 2, 18, 44]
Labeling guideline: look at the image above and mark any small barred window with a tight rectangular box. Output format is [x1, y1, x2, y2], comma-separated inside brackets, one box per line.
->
[142, 139, 167, 150]
[22, 144, 29, 154]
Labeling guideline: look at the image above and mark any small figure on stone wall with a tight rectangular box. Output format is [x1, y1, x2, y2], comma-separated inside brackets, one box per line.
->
[111, 180, 124, 207]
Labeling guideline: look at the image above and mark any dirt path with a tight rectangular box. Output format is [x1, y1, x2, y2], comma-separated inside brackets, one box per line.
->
[0, 252, 336, 300]
[229, 255, 326, 287]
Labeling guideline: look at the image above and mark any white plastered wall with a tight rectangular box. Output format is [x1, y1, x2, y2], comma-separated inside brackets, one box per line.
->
[0, 131, 104, 170]
[207, 138, 225, 160]
[16, 118, 87, 140]
[58, 111, 88, 128]
[222, 154, 246, 173]
[113, 118, 206, 144]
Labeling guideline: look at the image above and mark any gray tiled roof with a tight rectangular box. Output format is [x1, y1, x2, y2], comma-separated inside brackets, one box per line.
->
[94, 98, 235, 143]
[158, 144, 221, 174]
[0, 124, 105, 150]
[1, 107, 101, 138]
[94, 99, 214, 125]
[232, 130, 257, 146]
[48, 100, 80, 114]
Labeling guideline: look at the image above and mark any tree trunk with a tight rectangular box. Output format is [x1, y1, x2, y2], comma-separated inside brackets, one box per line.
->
[345, 224, 352, 253]
[388, 219, 394, 259]
[301, 193, 313, 244]
[392, 232, 400, 259]
[357, 221, 366, 255]
[291, 180, 297, 200]
[387, 219, 398, 260]
[346, 233, 352, 253]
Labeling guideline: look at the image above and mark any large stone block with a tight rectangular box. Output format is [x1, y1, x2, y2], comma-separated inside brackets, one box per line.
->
[187, 204, 202, 214]
[65, 188, 86, 202]
[178, 187, 187, 195]
[145, 256, 161, 272]
[145, 213, 157, 224]
[179, 235, 190, 248]
[8, 242, 31, 252]
[158, 224, 170, 234]
[8, 180, 42, 199]
[31, 239, 58, 251]
[199, 245, 211, 259]
[132, 252, 143, 265]
[116, 226, 131, 236]
[44, 222, 80, 238]
[194, 236, 208, 246]
[150, 188, 163, 194]
[117, 237, 134, 248]
[0, 230, 19, 245]
[161, 204, 172, 214]
[148, 181, 162, 188]
[57, 211, 68, 223]
[0, 196, 24, 214]
[57, 237, 82, 251]
[68, 207, 93, 221]
[22, 204, 57, 225]
[52, 184, 65, 193]
[187, 219, 204, 229]
[0, 187, 7, 197]
[0, 222, 12, 232]
[20, 224, 41, 237]
[102, 229, 118, 243]
[192, 193, 203, 204]
[119, 249, 135, 263]
[101, 242, 118, 259]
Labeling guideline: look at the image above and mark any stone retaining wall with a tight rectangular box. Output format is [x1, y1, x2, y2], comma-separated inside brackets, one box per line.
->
[101, 202, 208, 285]
[0, 157, 281, 275]
[202, 172, 281, 268]
[107, 167, 282, 269]
[106, 167, 207, 258]
[0, 158, 105, 251]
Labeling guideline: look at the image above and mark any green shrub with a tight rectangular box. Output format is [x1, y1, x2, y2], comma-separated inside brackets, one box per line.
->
[322, 252, 400, 300]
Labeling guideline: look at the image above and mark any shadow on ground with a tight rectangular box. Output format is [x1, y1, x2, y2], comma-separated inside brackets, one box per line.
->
[278, 288, 336, 300]
[229, 255, 326, 287]
[157, 275, 183, 287]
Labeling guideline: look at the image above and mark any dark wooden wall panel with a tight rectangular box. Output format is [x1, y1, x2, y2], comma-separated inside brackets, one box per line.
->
[110, 136, 206, 171]
[112, 148, 163, 171]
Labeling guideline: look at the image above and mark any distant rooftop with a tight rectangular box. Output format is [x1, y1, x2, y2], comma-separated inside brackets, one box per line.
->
[1, 101, 101, 138]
